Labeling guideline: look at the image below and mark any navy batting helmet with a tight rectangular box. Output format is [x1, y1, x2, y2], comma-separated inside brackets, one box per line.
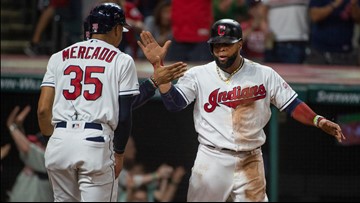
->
[207, 19, 242, 44]
[87, 3, 129, 35]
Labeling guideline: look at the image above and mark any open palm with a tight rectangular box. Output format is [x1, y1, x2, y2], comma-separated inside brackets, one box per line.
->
[137, 31, 171, 66]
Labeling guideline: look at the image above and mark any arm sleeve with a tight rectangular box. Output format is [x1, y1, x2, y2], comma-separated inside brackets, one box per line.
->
[131, 79, 157, 110]
[288, 100, 317, 127]
[41, 54, 57, 87]
[119, 56, 140, 96]
[114, 95, 134, 154]
[284, 97, 302, 116]
[268, 68, 298, 111]
[160, 85, 188, 112]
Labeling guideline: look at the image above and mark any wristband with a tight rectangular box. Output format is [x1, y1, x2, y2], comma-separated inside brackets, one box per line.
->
[313, 115, 324, 128]
[148, 78, 158, 89]
[150, 75, 159, 88]
[9, 123, 18, 132]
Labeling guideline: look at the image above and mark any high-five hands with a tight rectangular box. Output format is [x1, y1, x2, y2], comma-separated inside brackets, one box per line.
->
[137, 31, 171, 65]
[152, 56, 187, 85]
[138, 30, 187, 85]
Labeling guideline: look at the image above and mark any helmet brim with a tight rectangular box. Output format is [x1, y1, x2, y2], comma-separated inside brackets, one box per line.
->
[207, 36, 241, 44]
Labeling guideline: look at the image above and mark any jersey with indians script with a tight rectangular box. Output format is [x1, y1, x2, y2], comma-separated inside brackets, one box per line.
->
[174, 58, 297, 151]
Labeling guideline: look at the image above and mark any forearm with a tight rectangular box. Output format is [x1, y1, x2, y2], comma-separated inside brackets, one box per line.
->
[160, 85, 187, 112]
[114, 96, 133, 154]
[38, 114, 53, 136]
[161, 181, 179, 202]
[138, 172, 159, 185]
[285, 98, 345, 142]
[114, 117, 132, 154]
[37, 86, 55, 136]
[8, 124, 30, 153]
[159, 83, 172, 94]
[286, 99, 320, 127]
[132, 79, 157, 109]
[309, 4, 337, 23]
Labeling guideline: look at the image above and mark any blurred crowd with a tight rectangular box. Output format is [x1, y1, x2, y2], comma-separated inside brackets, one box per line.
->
[23, 0, 360, 66]
[1, 105, 186, 202]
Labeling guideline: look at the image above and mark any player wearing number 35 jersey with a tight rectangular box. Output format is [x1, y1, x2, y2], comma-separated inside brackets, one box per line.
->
[157, 19, 346, 202]
[42, 39, 139, 130]
[37, 2, 187, 201]
[37, 3, 138, 202]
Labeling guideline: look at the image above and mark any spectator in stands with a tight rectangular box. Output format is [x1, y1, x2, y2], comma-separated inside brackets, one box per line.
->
[241, 0, 269, 62]
[262, 0, 310, 64]
[125, 164, 186, 202]
[213, 0, 248, 22]
[158, 165, 186, 202]
[117, 137, 174, 202]
[1, 144, 11, 161]
[119, 0, 145, 58]
[165, 0, 214, 62]
[144, 0, 172, 47]
[135, 0, 165, 18]
[1, 144, 11, 172]
[305, 0, 360, 66]
[24, 0, 82, 56]
[5, 105, 53, 202]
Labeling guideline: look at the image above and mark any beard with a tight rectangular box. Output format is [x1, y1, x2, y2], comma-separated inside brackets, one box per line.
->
[214, 52, 238, 70]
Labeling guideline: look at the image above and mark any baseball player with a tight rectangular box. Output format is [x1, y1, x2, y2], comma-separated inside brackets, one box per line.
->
[151, 19, 346, 201]
[37, 3, 186, 202]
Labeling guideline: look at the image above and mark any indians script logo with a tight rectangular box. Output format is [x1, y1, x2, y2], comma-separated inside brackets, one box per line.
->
[218, 25, 226, 36]
[204, 84, 266, 112]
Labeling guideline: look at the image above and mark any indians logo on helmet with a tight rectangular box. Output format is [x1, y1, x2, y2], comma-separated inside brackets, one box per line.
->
[218, 25, 226, 36]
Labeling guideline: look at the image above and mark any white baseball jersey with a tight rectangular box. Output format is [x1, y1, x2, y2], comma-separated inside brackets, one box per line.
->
[175, 58, 297, 151]
[41, 39, 140, 130]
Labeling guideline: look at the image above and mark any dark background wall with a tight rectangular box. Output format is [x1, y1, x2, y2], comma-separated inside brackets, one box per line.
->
[1, 91, 359, 202]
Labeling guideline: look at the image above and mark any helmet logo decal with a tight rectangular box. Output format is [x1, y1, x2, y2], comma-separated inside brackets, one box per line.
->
[218, 25, 226, 36]
[92, 23, 99, 33]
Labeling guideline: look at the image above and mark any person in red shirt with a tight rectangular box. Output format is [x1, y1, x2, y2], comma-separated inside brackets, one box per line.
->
[166, 0, 214, 62]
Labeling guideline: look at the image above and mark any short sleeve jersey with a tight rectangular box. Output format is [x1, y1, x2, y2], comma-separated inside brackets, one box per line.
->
[174, 59, 297, 151]
[41, 39, 140, 130]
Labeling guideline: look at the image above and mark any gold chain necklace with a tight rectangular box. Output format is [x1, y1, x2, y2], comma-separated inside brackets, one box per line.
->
[216, 58, 244, 84]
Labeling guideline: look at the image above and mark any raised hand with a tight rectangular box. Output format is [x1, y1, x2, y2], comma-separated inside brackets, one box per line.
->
[137, 31, 171, 65]
[152, 56, 187, 85]
[6, 105, 31, 129]
[318, 119, 346, 143]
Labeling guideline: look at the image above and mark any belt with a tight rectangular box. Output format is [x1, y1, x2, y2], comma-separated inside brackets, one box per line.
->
[205, 144, 259, 154]
[55, 121, 103, 130]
